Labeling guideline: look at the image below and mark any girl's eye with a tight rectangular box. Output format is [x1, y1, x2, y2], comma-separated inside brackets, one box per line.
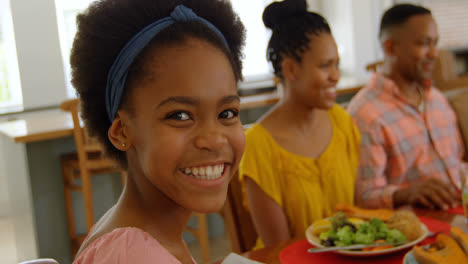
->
[219, 109, 238, 119]
[167, 111, 191, 121]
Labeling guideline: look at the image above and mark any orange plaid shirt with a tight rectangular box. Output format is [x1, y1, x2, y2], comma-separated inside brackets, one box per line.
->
[348, 73, 464, 209]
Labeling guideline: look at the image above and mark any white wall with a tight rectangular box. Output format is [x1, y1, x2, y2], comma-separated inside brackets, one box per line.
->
[322, 0, 356, 76]
[0, 133, 10, 217]
[9, 0, 68, 110]
[319, 0, 394, 80]
[307, 0, 322, 11]
[349, 0, 381, 78]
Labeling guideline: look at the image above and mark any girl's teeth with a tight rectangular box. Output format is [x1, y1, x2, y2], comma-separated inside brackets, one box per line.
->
[182, 164, 224, 180]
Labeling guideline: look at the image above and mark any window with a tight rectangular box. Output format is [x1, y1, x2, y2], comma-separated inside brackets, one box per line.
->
[422, 0, 468, 49]
[0, 0, 22, 110]
[55, 0, 95, 97]
[231, 0, 273, 84]
[56, 0, 275, 94]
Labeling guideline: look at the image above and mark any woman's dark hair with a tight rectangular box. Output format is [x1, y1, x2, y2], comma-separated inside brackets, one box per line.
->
[379, 4, 431, 39]
[70, 0, 245, 168]
[263, 0, 331, 79]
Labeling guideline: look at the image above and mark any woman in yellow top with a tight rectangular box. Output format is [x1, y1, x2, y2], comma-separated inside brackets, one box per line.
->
[239, 0, 360, 249]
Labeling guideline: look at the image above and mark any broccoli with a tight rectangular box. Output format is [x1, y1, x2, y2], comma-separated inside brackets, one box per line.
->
[386, 229, 407, 243]
[354, 231, 375, 244]
[370, 218, 389, 240]
[319, 229, 338, 241]
[335, 225, 355, 246]
[370, 218, 385, 230]
[357, 222, 375, 234]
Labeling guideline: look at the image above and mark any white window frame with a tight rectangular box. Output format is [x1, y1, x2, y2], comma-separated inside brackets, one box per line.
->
[55, 0, 95, 98]
[0, 0, 22, 110]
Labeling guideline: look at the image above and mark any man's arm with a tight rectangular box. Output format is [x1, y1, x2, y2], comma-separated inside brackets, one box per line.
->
[393, 178, 460, 210]
[355, 123, 400, 209]
[356, 124, 460, 209]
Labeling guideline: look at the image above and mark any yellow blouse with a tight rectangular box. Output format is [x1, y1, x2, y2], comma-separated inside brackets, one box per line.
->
[239, 104, 360, 249]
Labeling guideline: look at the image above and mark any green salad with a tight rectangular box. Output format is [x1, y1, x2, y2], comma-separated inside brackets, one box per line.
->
[319, 212, 406, 247]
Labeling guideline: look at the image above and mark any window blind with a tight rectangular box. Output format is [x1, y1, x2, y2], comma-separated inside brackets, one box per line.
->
[423, 0, 468, 49]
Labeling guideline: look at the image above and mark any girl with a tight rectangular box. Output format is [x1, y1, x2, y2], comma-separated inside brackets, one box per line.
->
[70, 0, 245, 263]
[239, 0, 361, 249]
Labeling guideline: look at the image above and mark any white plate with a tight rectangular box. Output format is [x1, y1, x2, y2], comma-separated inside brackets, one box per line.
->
[402, 249, 420, 264]
[402, 245, 431, 264]
[305, 221, 428, 257]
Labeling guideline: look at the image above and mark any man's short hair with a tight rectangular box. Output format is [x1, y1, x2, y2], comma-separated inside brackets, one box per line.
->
[379, 4, 431, 39]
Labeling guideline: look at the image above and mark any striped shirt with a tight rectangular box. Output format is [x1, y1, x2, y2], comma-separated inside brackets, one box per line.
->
[348, 73, 464, 209]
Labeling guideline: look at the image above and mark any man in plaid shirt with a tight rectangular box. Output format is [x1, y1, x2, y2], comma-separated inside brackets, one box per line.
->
[348, 4, 464, 210]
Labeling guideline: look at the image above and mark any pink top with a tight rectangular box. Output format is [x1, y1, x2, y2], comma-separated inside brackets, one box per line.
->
[73, 227, 197, 264]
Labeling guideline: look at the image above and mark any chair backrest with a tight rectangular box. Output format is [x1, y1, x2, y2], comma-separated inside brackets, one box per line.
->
[366, 61, 383, 72]
[447, 90, 468, 155]
[365, 61, 384, 73]
[433, 49, 458, 86]
[60, 99, 105, 161]
[18, 259, 59, 264]
[222, 170, 258, 253]
[432, 49, 468, 91]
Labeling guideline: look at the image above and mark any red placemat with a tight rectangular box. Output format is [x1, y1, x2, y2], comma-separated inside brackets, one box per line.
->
[279, 217, 451, 264]
[279, 240, 407, 264]
[418, 216, 451, 245]
[447, 205, 465, 215]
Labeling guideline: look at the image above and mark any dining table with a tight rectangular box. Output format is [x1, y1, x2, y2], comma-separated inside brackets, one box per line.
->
[237, 207, 468, 264]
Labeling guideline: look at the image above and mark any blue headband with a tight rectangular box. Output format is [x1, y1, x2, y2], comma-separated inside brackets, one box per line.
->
[105, 4, 229, 123]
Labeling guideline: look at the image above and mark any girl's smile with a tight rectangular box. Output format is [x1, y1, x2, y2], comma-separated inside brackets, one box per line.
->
[180, 162, 231, 188]
[181, 162, 226, 180]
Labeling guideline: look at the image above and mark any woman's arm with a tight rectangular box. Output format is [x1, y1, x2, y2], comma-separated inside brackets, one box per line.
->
[244, 177, 291, 247]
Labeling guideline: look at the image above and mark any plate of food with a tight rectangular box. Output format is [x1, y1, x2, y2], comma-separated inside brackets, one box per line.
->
[306, 206, 428, 257]
[403, 226, 468, 263]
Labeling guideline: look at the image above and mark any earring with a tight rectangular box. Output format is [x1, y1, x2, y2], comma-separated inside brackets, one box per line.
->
[122, 143, 126, 147]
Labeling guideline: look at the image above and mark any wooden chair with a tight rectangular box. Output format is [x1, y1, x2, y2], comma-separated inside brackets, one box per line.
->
[59, 98, 126, 256]
[447, 90, 468, 157]
[185, 213, 211, 263]
[221, 170, 258, 253]
[433, 49, 468, 91]
[365, 61, 384, 73]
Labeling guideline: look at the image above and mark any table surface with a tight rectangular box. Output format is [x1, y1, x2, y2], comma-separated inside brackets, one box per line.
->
[0, 108, 74, 143]
[239, 207, 467, 264]
[0, 77, 366, 143]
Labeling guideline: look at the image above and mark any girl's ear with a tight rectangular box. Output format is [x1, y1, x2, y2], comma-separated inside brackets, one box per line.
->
[108, 111, 131, 151]
[281, 57, 299, 83]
